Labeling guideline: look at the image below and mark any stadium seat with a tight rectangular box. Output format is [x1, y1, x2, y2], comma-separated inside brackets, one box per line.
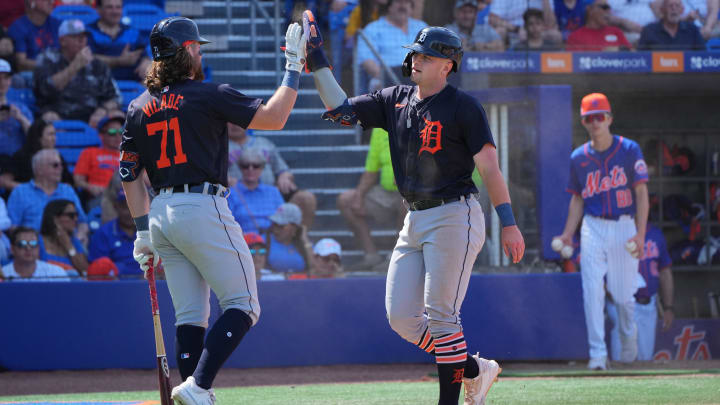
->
[123, 4, 175, 36]
[6, 88, 36, 112]
[54, 120, 100, 148]
[116, 80, 145, 109]
[707, 38, 720, 51]
[58, 148, 84, 165]
[124, 0, 166, 8]
[51, 5, 99, 24]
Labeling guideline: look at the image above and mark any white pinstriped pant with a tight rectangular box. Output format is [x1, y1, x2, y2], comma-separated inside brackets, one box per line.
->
[580, 214, 639, 361]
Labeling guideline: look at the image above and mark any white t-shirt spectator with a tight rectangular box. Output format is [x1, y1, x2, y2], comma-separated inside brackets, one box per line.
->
[492, 0, 546, 27]
[2, 260, 71, 281]
[356, 17, 428, 67]
[608, 0, 658, 27]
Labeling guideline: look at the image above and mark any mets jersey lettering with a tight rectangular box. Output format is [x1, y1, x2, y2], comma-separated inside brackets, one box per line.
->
[636, 224, 672, 300]
[567, 135, 649, 219]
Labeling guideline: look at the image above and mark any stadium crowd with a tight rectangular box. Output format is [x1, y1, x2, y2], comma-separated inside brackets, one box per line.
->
[0, 0, 716, 282]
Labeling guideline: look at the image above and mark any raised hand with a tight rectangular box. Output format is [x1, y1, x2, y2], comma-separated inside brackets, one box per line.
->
[284, 22, 307, 73]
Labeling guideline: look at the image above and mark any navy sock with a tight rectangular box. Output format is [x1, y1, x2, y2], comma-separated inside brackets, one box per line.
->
[465, 354, 479, 379]
[436, 363, 465, 405]
[175, 325, 206, 382]
[193, 309, 252, 390]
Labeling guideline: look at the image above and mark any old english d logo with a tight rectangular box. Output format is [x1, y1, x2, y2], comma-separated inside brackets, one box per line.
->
[419, 118, 443, 155]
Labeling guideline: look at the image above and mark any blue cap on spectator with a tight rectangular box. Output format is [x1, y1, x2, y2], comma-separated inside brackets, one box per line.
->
[455, 0, 478, 8]
[59, 19, 86, 37]
[0, 59, 11, 74]
[97, 115, 125, 133]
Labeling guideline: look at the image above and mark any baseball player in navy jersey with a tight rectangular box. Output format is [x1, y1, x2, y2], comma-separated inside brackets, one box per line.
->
[607, 223, 674, 361]
[555, 93, 649, 370]
[301, 12, 525, 405]
[119, 16, 306, 404]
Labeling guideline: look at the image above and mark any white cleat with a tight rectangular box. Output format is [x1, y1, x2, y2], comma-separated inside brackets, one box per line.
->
[587, 356, 608, 371]
[171, 376, 217, 405]
[463, 353, 501, 405]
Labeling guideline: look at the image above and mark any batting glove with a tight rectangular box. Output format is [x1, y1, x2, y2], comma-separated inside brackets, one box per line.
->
[284, 23, 306, 73]
[133, 230, 160, 275]
[302, 10, 331, 73]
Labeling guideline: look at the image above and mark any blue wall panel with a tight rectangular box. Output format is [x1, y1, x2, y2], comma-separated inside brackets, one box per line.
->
[0, 274, 587, 371]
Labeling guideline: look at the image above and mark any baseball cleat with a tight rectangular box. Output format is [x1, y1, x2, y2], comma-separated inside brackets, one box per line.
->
[171, 376, 217, 404]
[587, 356, 608, 371]
[463, 353, 501, 405]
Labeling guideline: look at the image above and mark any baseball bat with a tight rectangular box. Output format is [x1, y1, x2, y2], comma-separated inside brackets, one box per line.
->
[146, 263, 173, 405]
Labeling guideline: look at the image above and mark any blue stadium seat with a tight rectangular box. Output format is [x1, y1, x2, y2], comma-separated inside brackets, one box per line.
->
[6, 88, 36, 112]
[58, 148, 84, 165]
[124, 0, 166, 8]
[707, 38, 720, 51]
[54, 120, 100, 148]
[51, 5, 99, 24]
[116, 80, 145, 109]
[123, 4, 175, 36]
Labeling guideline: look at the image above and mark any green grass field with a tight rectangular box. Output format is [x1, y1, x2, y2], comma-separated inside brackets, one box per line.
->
[1, 374, 719, 405]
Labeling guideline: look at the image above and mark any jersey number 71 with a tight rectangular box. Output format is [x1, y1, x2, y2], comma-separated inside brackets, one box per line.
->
[146, 117, 187, 169]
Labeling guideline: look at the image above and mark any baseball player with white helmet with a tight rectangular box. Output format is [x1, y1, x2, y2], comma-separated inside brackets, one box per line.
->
[555, 93, 649, 370]
[120, 16, 306, 404]
[301, 11, 525, 405]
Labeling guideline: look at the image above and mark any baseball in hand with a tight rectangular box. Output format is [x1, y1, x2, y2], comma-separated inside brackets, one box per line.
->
[561, 245, 574, 259]
[626, 241, 639, 258]
[551, 237, 564, 252]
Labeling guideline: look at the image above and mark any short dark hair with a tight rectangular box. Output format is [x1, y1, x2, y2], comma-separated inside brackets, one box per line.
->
[10, 227, 38, 245]
[523, 8, 544, 27]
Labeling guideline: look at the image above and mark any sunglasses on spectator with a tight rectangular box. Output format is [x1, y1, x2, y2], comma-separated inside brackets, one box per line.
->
[318, 255, 341, 265]
[250, 248, 267, 255]
[104, 128, 122, 136]
[48, 161, 61, 168]
[59, 212, 78, 219]
[15, 239, 39, 249]
[240, 163, 264, 170]
[582, 113, 607, 124]
[596, 4, 610, 10]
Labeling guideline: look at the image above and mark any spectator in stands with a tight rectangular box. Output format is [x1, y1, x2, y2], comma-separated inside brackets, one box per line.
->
[227, 123, 317, 228]
[311, 238, 344, 278]
[0, 59, 33, 158]
[553, 0, 594, 38]
[607, 223, 674, 362]
[489, 0, 560, 44]
[566, 0, 632, 50]
[228, 148, 285, 234]
[7, 0, 61, 72]
[38, 198, 88, 275]
[337, 128, 406, 271]
[512, 8, 564, 49]
[0, 0, 26, 29]
[639, 0, 706, 49]
[356, 0, 427, 92]
[73, 112, 123, 210]
[0, 28, 16, 72]
[0, 119, 73, 196]
[33, 19, 121, 127]
[87, 0, 152, 81]
[1, 226, 70, 281]
[446, 0, 504, 51]
[345, 0, 388, 40]
[244, 232, 284, 281]
[608, 0, 660, 36]
[677, 0, 720, 39]
[0, 198, 11, 266]
[264, 203, 314, 274]
[89, 189, 142, 278]
[7, 149, 87, 235]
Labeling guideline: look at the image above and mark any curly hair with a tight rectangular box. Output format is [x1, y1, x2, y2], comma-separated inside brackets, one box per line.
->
[144, 47, 203, 93]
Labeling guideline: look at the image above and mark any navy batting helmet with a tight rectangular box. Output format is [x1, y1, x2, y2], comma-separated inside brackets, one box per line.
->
[150, 17, 210, 61]
[401, 27, 464, 77]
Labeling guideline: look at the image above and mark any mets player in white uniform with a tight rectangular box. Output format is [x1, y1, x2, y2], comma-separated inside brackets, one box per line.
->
[555, 93, 649, 370]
